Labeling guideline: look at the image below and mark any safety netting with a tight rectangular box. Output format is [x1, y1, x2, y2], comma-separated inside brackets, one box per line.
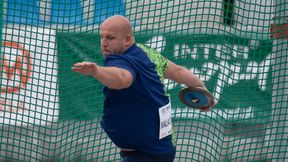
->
[0, 0, 287, 161]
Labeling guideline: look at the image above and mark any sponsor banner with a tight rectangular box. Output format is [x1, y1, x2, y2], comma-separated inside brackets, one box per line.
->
[144, 34, 272, 122]
[0, 26, 58, 125]
[57, 33, 104, 120]
[57, 32, 272, 122]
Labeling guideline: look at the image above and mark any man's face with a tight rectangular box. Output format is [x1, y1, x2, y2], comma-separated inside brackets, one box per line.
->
[100, 28, 127, 57]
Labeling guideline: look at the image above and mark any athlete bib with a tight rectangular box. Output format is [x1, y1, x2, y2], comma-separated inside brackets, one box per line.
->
[159, 102, 172, 139]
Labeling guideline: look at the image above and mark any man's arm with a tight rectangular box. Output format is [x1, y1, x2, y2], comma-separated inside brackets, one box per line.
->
[72, 62, 133, 90]
[164, 60, 206, 89]
[164, 60, 214, 111]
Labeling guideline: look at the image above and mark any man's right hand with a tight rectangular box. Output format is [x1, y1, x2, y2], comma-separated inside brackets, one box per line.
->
[72, 62, 98, 77]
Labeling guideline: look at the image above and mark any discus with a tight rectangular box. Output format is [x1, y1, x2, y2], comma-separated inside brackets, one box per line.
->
[178, 87, 214, 109]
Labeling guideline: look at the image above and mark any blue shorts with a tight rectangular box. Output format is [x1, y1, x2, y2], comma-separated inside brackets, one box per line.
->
[120, 148, 176, 162]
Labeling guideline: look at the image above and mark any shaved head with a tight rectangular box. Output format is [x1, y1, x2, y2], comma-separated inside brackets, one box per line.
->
[101, 15, 134, 39]
[99, 15, 135, 56]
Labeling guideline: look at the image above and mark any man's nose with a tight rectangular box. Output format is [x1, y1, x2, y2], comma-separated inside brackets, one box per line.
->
[101, 38, 108, 47]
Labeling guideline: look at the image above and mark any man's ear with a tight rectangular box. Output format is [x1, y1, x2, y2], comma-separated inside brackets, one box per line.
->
[124, 34, 132, 46]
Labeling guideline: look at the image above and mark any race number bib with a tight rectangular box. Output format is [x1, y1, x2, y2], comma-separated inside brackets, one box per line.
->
[159, 102, 172, 139]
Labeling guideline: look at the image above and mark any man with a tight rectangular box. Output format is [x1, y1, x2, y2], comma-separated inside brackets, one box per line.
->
[72, 15, 213, 162]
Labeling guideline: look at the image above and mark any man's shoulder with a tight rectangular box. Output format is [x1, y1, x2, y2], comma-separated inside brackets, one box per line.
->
[136, 43, 157, 54]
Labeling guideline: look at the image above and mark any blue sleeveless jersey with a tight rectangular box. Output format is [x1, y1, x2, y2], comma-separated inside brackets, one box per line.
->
[101, 44, 175, 155]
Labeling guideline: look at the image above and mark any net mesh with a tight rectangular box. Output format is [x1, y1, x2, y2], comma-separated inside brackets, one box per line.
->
[1, 0, 287, 161]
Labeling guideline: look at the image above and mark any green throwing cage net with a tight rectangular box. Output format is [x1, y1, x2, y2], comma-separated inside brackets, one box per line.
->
[0, 0, 287, 161]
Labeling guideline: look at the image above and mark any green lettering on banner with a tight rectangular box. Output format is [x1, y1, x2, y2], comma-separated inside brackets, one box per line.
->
[57, 32, 272, 122]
